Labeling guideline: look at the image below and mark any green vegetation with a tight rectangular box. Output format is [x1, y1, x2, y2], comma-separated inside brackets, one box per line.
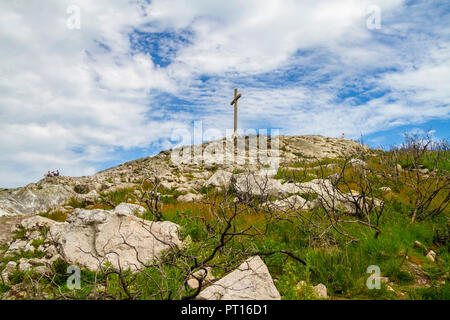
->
[0, 134, 448, 300]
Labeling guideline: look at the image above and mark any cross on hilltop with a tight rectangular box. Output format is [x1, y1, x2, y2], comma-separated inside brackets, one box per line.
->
[230, 88, 242, 135]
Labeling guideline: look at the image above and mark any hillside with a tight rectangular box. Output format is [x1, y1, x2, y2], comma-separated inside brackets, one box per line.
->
[0, 134, 448, 300]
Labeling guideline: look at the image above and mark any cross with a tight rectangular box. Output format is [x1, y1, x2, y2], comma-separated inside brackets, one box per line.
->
[230, 88, 242, 134]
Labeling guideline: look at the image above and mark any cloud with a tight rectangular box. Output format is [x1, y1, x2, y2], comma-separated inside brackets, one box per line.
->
[0, 0, 449, 187]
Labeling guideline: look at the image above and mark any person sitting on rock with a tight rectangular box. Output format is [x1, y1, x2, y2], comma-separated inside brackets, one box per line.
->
[55, 170, 60, 177]
[45, 171, 51, 177]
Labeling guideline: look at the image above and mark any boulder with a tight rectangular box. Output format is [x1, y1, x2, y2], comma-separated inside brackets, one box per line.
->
[113, 203, 147, 216]
[177, 193, 203, 202]
[313, 283, 328, 298]
[348, 159, 367, 167]
[204, 170, 233, 188]
[21, 215, 61, 230]
[265, 195, 313, 211]
[1, 261, 17, 285]
[196, 256, 281, 300]
[426, 250, 437, 262]
[49, 208, 182, 271]
[233, 173, 284, 197]
[0, 184, 75, 216]
[188, 267, 215, 289]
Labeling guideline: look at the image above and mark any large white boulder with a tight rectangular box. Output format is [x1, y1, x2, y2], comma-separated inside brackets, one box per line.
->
[196, 256, 281, 300]
[265, 195, 313, 211]
[48, 208, 182, 271]
[177, 193, 203, 202]
[233, 173, 284, 197]
[0, 184, 75, 216]
[114, 203, 147, 216]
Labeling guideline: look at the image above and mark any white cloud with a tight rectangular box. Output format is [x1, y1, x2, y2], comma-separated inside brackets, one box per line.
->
[0, 0, 449, 187]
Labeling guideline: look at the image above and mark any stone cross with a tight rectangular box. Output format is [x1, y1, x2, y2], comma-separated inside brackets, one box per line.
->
[230, 88, 242, 134]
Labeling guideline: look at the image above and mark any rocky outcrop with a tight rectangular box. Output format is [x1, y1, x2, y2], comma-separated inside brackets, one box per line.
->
[0, 184, 75, 216]
[196, 256, 281, 300]
[47, 206, 182, 271]
[265, 195, 314, 211]
[204, 170, 233, 188]
[177, 193, 203, 202]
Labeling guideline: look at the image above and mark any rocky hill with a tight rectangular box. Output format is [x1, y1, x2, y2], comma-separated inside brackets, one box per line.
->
[0, 133, 447, 301]
[0, 135, 367, 218]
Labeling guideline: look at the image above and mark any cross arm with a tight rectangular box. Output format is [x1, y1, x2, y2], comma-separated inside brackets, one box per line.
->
[230, 93, 242, 105]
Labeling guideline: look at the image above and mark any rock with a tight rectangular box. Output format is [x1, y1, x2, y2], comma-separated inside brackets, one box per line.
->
[413, 240, 425, 249]
[386, 285, 395, 293]
[77, 190, 100, 204]
[1, 261, 17, 284]
[177, 193, 203, 202]
[0, 207, 14, 217]
[348, 159, 367, 167]
[379, 187, 392, 192]
[313, 283, 328, 298]
[7, 239, 27, 253]
[196, 256, 281, 300]
[18, 259, 33, 272]
[396, 164, 403, 172]
[113, 203, 147, 216]
[73, 183, 91, 194]
[187, 278, 200, 289]
[188, 267, 215, 289]
[426, 250, 437, 262]
[204, 170, 233, 188]
[49, 208, 182, 271]
[265, 195, 313, 211]
[21, 216, 60, 230]
[233, 173, 284, 197]
[0, 184, 75, 216]
[1, 283, 27, 300]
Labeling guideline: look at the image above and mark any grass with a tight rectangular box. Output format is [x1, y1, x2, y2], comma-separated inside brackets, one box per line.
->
[1, 143, 448, 300]
[39, 210, 68, 222]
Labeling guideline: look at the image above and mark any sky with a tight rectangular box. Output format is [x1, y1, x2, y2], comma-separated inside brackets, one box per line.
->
[0, 0, 449, 188]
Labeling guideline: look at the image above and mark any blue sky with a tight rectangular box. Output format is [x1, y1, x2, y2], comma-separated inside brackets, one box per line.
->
[0, 0, 449, 187]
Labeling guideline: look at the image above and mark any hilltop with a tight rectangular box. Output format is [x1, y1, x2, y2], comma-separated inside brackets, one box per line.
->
[0, 133, 447, 301]
[0, 135, 368, 217]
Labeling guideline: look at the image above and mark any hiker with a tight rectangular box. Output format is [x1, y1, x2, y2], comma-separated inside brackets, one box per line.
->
[341, 133, 345, 139]
[44, 171, 51, 177]
[55, 170, 60, 177]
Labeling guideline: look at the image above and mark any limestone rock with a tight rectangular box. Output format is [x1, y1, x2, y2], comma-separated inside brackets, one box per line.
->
[426, 250, 437, 262]
[348, 158, 367, 167]
[1, 261, 17, 285]
[265, 195, 313, 211]
[0, 184, 75, 216]
[114, 203, 147, 216]
[313, 283, 328, 298]
[188, 267, 215, 289]
[233, 173, 284, 197]
[177, 193, 203, 202]
[204, 170, 233, 188]
[21, 215, 61, 230]
[196, 256, 281, 300]
[49, 208, 182, 271]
